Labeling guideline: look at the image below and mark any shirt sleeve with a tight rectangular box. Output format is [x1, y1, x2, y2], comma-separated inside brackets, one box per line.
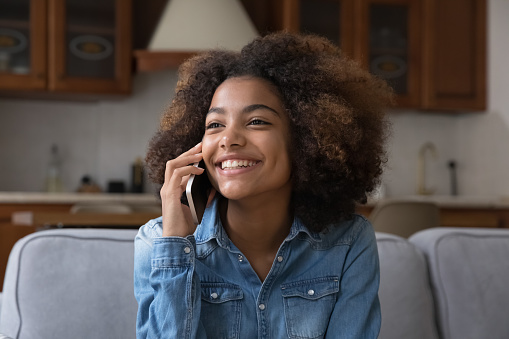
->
[325, 219, 381, 338]
[134, 222, 207, 339]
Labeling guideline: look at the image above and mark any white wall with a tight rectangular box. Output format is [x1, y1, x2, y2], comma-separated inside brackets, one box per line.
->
[372, 0, 509, 198]
[454, 0, 509, 197]
[0, 0, 508, 197]
[0, 70, 178, 193]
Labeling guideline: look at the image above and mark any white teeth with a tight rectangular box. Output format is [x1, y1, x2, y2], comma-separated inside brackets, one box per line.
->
[221, 160, 257, 170]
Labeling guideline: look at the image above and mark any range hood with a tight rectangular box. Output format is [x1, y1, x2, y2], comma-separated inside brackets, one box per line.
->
[135, 0, 259, 71]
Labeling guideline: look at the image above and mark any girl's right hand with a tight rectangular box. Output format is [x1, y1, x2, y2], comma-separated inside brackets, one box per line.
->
[160, 143, 204, 237]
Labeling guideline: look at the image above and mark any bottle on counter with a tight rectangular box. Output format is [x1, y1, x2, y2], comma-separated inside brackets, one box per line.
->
[45, 144, 64, 193]
[131, 157, 144, 193]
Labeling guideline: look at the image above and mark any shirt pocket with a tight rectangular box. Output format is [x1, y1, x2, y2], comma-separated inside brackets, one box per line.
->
[281, 276, 340, 339]
[200, 282, 244, 339]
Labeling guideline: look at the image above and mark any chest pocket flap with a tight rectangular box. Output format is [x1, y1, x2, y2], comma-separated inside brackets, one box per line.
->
[201, 282, 244, 304]
[281, 276, 340, 338]
[281, 276, 339, 300]
[200, 282, 243, 338]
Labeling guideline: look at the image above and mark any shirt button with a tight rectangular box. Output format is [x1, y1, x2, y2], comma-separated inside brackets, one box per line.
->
[238, 255, 244, 262]
[258, 303, 266, 310]
[277, 256, 283, 262]
[210, 292, 218, 299]
[183, 247, 191, 254]
[308, 289, 315, 296]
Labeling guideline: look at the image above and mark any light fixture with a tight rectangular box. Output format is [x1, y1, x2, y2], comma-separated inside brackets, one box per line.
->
[148, 0, 259, 51]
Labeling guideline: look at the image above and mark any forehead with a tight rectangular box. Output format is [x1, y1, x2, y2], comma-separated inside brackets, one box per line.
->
[210, 76, 283, 108]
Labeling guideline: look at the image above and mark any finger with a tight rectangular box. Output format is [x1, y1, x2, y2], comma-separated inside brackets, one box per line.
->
[161, 165, 204, 198]
[180, 142, 202, 157]
[164, 152, 203, 184]
[180, 174, 191, 190]
[168, 166, 205, 192]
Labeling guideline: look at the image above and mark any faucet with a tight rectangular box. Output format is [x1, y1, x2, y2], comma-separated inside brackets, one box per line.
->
[417, 142, 438, 195]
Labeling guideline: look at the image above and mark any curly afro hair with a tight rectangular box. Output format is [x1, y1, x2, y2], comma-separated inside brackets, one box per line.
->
[146, 32, 393, 232]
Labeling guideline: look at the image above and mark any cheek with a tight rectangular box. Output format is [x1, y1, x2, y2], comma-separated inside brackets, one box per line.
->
[201, 137, 214, 165]
[201, 137, 219, 186]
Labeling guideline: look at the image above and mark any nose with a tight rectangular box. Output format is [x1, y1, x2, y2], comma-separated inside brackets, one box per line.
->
[219, 125, 246, 149]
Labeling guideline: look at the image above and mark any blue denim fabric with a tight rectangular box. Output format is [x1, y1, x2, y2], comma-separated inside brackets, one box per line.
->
[134, 197, 381, 338]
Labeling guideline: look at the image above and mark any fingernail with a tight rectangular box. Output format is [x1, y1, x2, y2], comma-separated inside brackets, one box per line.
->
[194, 142, 202, 148]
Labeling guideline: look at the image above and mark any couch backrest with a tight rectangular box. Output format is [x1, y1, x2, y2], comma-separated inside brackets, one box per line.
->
[0, 228, 139, 339]
[376, 232, 439, 339]
[410, 227, 509, 339]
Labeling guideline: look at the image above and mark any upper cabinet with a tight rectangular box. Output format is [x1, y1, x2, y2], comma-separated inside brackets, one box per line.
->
[0, 0, 132, 97]
[243, 0, 486, 111]
[355, 0, 423, 108]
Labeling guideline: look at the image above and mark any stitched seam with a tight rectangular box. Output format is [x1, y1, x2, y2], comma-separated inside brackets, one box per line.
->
[433, 232, 509, 338]
[12, 233, 134, 339]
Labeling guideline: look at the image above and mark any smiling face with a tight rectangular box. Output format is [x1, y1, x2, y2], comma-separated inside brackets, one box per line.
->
[202, 76, 292, 203]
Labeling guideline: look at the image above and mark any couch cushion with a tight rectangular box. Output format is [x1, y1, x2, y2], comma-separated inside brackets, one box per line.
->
[0, 228, 139, 339]
[376, 232, 439, 339]
[410, 227, 509, 339]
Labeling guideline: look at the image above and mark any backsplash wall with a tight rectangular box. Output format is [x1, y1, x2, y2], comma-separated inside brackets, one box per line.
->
[0, 70, 178, 193]
[0, 0, 507, 197]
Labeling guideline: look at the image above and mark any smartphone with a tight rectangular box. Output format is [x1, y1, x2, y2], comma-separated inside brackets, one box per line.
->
[186, 161, 210, 225]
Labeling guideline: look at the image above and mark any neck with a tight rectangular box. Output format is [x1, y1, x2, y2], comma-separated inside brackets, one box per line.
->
[220, 189, 293, 255]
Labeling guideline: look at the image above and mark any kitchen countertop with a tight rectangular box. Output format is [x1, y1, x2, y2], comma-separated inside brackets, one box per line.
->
[366, 195, 509, 209]
[0, 192, 160, 204]
[2, 192, 509, 209]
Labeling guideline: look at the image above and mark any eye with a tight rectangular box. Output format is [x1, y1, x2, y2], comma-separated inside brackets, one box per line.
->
[249, 119, 270, 126]
[205, 122, 223, 130]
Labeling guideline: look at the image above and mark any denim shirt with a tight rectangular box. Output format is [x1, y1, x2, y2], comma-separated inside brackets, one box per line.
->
[134, 197, 381, 339]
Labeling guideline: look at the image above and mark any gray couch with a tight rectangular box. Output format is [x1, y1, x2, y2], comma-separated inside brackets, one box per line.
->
[0, 229, 138, 339]
[0, 227, 508, 339]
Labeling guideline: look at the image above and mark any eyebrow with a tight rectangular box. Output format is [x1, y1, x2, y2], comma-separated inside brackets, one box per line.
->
[207, 104, 281, 117]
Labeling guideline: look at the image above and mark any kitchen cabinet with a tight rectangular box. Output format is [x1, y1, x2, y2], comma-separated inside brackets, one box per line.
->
[0, 192, 161, 291]
[0, 0, 132, 97]
[243, 0, 486, 111]
[356, 197, 509, 229]
[0, 203, 69, 292]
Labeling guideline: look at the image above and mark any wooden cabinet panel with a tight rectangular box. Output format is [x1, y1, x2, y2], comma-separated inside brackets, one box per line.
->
[354, 0, 423, 108]
[261, 0, 355, 56]
[47, 0, 132, 94]
[0, 223, 37, 291]
[240, 0, 486, 111]
[0, 0, 47, 91]
[0, 0, 132, 96]
[0, 203, 71, 291]
[422, 0, 486, 110]
[439, 208, 500, 228]
[357, 204, 507, 228]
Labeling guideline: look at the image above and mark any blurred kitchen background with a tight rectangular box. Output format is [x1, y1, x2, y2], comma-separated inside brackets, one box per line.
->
[1, 0, 507, 198]
[1, 0, 508, 289]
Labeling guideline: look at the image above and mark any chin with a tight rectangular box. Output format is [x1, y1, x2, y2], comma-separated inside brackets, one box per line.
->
[217, 188, 249, 201]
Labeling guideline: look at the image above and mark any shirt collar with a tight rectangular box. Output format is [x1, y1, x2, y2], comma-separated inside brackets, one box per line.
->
[194, 195, 323, 247]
